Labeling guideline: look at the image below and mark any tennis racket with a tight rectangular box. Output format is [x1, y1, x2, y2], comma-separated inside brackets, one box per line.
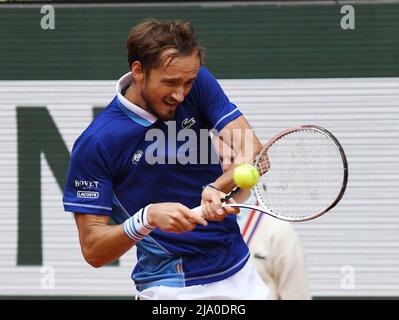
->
[193, 125, 348, 222]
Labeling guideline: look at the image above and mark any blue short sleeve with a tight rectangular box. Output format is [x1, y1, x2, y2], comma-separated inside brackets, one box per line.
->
[194, 67, 242, 131]
[63, 135, 113, 215]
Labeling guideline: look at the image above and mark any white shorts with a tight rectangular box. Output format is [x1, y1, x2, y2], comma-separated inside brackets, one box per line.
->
[137, 259, 269, 300]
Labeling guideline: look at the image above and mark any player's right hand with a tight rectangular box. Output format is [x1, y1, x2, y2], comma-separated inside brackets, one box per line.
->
[147, 203, 208, 234]
[200, 186, 240, 221]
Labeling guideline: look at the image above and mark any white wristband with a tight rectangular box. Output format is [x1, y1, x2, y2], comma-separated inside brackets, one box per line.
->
[124, 204, 156, 241]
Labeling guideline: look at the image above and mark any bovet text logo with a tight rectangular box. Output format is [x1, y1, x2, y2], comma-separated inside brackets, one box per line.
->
[74, 180, 100, 189]
[77, 191, 99, 199]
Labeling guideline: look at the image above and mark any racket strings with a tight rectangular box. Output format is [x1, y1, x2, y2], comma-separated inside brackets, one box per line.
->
[255, 129, 344, 219]
[257, 153, 270, 175]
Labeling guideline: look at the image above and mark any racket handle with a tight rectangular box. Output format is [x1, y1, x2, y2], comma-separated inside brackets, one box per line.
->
[223, 187, 241, 203]
[191, 203, 241, 219]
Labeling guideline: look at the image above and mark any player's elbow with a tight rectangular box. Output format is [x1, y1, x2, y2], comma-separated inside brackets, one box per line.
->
[83, 251, 105, 268]
[81, 245, 105, 268]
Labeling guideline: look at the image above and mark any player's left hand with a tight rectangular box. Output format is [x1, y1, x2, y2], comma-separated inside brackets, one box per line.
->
[201, 185, 240, 221]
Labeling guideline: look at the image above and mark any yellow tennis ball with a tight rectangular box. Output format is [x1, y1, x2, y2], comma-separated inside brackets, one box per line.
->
[233, 164, 259, 189]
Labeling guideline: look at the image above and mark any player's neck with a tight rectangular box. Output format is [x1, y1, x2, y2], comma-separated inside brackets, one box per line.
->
[124, 84, 147, 112]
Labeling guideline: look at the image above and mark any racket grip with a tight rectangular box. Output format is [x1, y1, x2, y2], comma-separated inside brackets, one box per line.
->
[223, 187, 241, 203]
[191, 203, 239, 219]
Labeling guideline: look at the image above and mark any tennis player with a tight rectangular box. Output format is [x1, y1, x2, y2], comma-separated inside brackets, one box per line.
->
[63, 19, 268, 300]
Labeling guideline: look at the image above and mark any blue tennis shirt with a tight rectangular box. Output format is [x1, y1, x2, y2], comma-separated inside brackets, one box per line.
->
[63, 66, 250, 290]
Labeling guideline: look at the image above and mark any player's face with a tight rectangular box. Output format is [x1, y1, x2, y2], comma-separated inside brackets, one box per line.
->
[140, 49, 201, 121]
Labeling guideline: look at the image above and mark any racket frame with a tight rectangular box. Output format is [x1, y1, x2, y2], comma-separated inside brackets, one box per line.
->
[250, 125, 348, 222]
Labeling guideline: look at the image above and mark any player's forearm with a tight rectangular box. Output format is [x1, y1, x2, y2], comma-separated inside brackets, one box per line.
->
[215, 118, 263, 193]
[81, 224, 135, 268]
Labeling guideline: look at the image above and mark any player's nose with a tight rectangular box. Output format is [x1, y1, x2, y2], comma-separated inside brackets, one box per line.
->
[171, 87, 184, 103]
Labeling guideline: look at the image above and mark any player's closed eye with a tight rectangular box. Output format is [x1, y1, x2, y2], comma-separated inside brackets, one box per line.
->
[163, 81, 177, 86]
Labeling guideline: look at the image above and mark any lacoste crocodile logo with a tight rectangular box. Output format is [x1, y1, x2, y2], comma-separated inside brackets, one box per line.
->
[181, 117, 196, 129]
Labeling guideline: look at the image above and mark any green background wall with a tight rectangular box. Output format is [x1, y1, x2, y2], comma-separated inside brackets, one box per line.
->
[0, 3, 398, 79]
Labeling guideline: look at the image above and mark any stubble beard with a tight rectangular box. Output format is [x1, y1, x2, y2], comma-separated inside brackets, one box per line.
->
[140, 86, 175, 121]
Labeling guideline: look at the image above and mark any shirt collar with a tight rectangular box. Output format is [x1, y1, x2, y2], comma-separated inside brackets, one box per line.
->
[115, 72, 157, 126]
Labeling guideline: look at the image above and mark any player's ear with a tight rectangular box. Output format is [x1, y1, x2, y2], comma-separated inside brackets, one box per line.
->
[131, 61, 145, 84]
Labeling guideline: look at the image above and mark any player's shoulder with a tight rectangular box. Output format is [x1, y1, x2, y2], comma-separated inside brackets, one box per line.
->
[80, 96, 115, 133]
[195, 66, 216, 86]
[187, 66, 220, 104]
[73, 97, 134, 152]
[198, 65, 212, 77]
[82, 96, 144, 141]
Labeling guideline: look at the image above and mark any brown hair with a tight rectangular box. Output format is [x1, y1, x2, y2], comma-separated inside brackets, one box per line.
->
[126, 18, 203, 73]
